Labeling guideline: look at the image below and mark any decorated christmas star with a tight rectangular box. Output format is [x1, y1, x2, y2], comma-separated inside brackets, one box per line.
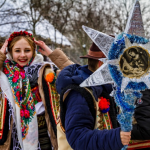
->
[80, 0, 149, 92]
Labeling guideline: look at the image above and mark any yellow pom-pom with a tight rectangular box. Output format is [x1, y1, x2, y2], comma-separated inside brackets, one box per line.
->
[45, 72, 55, 83]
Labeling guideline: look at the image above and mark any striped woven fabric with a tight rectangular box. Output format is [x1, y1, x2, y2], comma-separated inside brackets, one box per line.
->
[37, 113, 52, 150]
[127, 140, 150, 150]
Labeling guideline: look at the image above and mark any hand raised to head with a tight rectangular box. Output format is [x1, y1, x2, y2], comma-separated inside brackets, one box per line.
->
[0, 40, 8, 54]
[34, 40, 53, 56]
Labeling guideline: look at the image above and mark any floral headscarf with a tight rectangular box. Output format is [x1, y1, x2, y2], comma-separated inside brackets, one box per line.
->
[3, 58, 36, 139]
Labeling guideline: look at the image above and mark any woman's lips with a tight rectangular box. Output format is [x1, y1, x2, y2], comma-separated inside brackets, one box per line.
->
[18, 59, 27, 62]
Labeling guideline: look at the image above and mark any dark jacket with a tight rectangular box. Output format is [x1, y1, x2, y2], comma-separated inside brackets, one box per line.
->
[131, 89, 150, 140]
[56, 64, 123, 150]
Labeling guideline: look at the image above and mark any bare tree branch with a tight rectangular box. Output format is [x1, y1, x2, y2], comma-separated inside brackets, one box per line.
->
[0, 0, 6, 8]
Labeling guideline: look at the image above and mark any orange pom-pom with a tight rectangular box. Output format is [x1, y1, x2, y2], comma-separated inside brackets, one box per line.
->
[45, 72, 55, 83]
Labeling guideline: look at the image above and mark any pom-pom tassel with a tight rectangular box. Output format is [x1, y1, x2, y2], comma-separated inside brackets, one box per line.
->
[45, 72, 55, 84]
[98, 97, 110, 113]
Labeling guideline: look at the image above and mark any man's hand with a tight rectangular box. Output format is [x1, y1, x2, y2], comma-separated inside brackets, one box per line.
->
[34, 40, 53, 56]
[0, 40, 8, 54]
[120, 131, 131, 145]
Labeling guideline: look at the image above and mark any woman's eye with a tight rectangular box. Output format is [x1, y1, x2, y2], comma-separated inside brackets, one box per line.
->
[15, 50, 20, 52]
[25, 49, 31, 52]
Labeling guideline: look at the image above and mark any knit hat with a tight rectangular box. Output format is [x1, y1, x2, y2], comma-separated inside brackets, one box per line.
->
[80, 42, 106, 60]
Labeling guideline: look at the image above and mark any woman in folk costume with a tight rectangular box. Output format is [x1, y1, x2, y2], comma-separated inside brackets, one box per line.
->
[0, 31, 73, 150]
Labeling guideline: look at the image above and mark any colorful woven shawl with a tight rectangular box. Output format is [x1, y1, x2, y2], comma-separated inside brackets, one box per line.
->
[3, 58, 38, 149]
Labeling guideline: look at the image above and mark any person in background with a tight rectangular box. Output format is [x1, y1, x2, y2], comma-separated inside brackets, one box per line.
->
[56, 42, 131, 150]
[57, 42, 150, 150]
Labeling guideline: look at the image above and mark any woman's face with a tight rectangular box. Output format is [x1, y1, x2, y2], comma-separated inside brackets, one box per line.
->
[12, 38, 33, 66]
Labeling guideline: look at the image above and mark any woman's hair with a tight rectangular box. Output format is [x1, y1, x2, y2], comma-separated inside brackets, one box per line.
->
[8, 36, 36, 56]
[88, 58, 99, 72]
[0, 43, 3, 49]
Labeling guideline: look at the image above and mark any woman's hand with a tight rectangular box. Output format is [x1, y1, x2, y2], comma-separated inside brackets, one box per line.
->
[0, 40, 8, 54]
[34, 40, 53, 56]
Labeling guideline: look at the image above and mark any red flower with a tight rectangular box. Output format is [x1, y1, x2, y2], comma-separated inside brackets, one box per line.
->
[20, 110, 24, 117]
[12, 77, 18, 83]
[31, 106, 33, 110]
[16, 86, 19, 89]
[24, 31, 28, 35]
[3, 68, 9, 74]
[5, 70, 9, 74]
[14, 71, 19, 78]
[8, 38, 12, 42]
[22, 105, 26, 109]
[20, 71, 25, 79]
[20, 31, 23, 34]
[16, 91, 20, 97]
[22, 126, 25, 132]
[16, 91, 20, 102]
[24, 110, 30, 118]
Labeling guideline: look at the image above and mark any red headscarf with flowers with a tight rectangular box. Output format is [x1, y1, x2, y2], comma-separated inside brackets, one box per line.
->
[3, 58, 36, 140]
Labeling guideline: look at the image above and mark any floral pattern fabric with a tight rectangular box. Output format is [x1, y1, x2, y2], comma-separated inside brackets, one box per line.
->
[3, 59, 36, 139]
